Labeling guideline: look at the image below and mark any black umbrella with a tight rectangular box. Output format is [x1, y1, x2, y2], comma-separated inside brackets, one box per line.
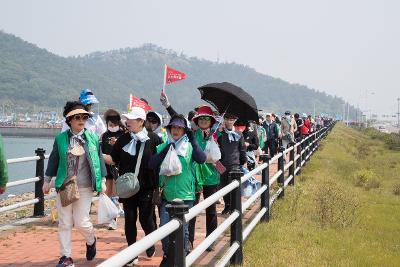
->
[197, 82, 259, 122]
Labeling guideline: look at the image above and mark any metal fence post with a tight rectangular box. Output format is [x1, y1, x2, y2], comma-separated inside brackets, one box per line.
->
[33, 148, 45, 217]
[166, 199, 189, 267]
[230, 169, 244, 265]
[260, 154, 270, 222]
[310, 134, 315, 155]
[315, 131, 319, 150]
[277, 147, 285, 198]
[289, 142, 295, 185]
[296, 140, 302, 175]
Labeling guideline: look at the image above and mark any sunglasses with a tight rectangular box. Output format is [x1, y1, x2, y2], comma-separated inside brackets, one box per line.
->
[72, 114, 89, 121]
[198, 116, 211, 121]
[147, 119, 159, 124]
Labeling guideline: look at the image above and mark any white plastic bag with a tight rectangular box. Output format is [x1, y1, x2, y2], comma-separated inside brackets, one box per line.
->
[98, 194, 120, 224]
[205, 139, 221, 163]
[159, 145, 182, 176]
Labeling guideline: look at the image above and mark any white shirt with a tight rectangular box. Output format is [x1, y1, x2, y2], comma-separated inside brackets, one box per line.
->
[61, 113, 106, 137]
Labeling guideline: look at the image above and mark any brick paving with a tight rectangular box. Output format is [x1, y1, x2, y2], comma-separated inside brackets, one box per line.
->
[0, 162, 278, 267]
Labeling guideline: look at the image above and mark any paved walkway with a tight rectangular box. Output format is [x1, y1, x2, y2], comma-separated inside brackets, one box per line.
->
[0, 162, 278, 267]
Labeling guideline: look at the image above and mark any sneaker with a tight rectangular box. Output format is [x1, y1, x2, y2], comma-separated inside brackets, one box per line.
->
[146, 245, 156, 258]
[56, 256, 74, 267]
[125, 257, 139, 266]
[108, 218, 118, 230]
[159, 255, 168, 267]
[86, 237, 96, 261]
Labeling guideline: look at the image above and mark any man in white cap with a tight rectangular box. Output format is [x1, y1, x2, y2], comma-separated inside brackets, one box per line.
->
[61, 89, 106, 136]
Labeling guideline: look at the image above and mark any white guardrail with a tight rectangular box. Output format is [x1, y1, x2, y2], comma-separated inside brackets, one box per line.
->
[98, 122, 335, 267]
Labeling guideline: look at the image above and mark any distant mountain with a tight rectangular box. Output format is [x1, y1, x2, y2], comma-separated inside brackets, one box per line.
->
[0, 31, 356, 117]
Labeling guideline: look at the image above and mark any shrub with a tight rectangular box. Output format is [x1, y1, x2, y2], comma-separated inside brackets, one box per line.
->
[353, 169, 380, 190]
[361, 127, 400, 151]
[385, 133, 400, 151]
[314, 180, 359, 228]
[393, 184, 400, 196]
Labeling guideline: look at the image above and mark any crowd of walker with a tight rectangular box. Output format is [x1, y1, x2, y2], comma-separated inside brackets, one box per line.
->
[0, 88, 333, 267]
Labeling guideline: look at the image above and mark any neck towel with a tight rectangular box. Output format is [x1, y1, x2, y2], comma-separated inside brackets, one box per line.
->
[167, 133, 189, 157]
[224, 128, 241, 143]
[123, 128, 150, 156]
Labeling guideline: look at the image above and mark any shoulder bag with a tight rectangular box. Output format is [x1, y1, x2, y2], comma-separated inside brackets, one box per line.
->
[116, 142, 145, 198]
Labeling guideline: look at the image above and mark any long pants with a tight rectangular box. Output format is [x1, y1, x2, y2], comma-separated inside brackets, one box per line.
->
[56, 187, 95, 257]
[265, 139, 277, 157]
[188, 185, 218, 244]
[122, 191, 156, 246]
[220, 166, 240, 211]
[160, 200, 194, 255]
[282, 139, 290, 149]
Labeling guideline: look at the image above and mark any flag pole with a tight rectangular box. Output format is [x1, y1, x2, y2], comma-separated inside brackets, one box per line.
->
[162, 64, 167, 93]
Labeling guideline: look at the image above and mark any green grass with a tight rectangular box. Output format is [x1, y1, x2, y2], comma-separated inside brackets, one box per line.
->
[243, 123, 400, 266]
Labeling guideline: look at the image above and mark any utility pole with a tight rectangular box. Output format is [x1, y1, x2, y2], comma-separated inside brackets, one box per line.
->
[342, 103, 345, 122]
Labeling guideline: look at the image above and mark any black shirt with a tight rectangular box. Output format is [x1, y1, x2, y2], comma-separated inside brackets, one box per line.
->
[101, 130, 125, 179]
[243, 129, 259, 152]
[110, 131, 162, 195]
[217, 131, 247, 169]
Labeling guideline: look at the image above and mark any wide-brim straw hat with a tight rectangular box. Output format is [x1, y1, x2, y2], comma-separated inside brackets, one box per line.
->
[65, 108, 90, 118]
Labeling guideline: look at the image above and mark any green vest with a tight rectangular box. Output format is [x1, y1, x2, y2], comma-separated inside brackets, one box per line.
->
[0, 135, 8, 187]
[259, 127, 266, 149]
[193, 129, 220, 187]
[161, 131, 168, 143]
[54, 130, 103, 192]
[157, 142, 195, 201]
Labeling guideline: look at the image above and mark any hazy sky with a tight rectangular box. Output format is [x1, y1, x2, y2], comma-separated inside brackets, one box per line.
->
[1, 0, 399, 115]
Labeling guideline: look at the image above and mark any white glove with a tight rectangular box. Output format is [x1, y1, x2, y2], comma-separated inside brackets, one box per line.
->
[160, 92, 170, 108]
[101, 180, 107, 193]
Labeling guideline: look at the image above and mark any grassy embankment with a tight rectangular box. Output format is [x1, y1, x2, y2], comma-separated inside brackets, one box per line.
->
[243, 123, 400, 266]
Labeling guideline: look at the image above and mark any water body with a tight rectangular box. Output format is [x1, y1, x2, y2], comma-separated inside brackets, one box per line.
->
[2, 137, 54, 198]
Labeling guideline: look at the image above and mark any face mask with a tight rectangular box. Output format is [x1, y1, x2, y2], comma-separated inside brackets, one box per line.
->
[108, 126, 120, 133]
[286, 115, 291, 120]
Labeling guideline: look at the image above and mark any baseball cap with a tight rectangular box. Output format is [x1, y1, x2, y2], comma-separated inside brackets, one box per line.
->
[79, 89, 99, 105]
[121, 107, 146, 121]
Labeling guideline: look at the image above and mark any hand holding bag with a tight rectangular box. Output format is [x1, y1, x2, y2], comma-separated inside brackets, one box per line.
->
[205, 139, 221, 163]
[159, 145, 182, 176]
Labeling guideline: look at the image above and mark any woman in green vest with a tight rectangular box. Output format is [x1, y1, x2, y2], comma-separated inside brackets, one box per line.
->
[149, 114, 206, 266]
[188, 105, 220, 252]
[0, 133, 8, 195]
[43, 101, 107, 267]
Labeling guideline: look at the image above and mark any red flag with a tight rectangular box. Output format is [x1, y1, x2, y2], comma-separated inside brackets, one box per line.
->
[165, 65, 186, 85]
[130, 95, 152, 111]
